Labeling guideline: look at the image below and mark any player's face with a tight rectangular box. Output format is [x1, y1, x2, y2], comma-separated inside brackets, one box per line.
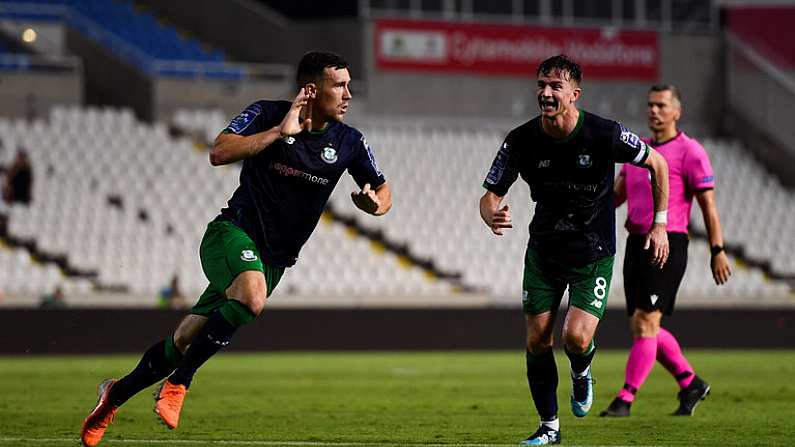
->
[536, 69, 580, 118]
[314, 67, 352, 122]
[647, 90, 681, 132]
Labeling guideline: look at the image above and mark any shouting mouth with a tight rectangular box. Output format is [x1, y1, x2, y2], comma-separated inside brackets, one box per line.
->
[539, 98, 557, 113]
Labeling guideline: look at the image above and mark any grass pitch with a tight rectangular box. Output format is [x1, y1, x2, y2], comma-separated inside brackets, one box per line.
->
[0, 350, 793, 446]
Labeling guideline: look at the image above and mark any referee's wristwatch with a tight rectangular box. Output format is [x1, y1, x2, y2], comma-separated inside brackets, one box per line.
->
[710, 245, 724, 257]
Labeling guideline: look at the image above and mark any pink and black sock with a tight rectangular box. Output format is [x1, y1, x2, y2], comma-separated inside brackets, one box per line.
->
[617, 336, 657, 403]
[656, 327, 694, 388]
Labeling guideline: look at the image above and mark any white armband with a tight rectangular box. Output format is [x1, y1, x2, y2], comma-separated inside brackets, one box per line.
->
[654, 210, 668, 225]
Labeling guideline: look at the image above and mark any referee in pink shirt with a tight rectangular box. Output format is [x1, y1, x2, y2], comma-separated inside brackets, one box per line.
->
[601, 84, 732, 417]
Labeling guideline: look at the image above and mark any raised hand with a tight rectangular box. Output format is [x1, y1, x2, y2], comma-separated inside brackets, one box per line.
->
[278, 87, 313, 137]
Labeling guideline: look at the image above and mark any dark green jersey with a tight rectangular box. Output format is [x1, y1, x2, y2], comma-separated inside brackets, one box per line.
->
[219, 100, 385, 267]
[483, 110, 650, 264]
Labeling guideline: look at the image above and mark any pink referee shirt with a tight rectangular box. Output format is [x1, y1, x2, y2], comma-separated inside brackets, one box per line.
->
[620, 131, 715, 234]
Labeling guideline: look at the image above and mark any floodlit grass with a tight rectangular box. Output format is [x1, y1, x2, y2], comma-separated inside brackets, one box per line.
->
[0, 350, 793, 446]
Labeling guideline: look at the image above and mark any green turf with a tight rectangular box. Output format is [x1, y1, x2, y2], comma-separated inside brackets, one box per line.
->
[0, 350, 793, 446]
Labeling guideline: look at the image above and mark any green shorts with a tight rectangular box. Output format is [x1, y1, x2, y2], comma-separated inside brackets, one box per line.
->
[521, 246, 614, 319]
[191, 220, 285, 316]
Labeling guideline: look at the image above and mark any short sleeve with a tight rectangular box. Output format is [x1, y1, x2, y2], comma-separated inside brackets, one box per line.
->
[613, 122, 650, 166]
[482, 133, 520, 197]
[347, 133, 386, 189]
[224, 102, 270, 137]
[684, 141, 715, 191]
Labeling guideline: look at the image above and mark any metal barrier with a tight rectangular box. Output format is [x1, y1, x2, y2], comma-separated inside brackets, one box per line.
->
[360, 0, 718, 33]
[0, 53, 80, 72]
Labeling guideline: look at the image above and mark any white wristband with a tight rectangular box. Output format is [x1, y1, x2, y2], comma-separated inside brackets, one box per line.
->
[654, 210, 668, 225]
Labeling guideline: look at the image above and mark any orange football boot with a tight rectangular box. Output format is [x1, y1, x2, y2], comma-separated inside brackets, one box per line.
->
[154, 379, 188, 429]
[80, 379, 118, 447]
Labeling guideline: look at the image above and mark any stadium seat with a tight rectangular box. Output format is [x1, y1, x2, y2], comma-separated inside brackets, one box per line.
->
[2, 107, 793, 306]
[162, 109, 795, 306]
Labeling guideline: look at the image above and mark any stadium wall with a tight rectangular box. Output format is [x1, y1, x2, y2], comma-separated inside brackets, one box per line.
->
[65, 26, 153, 120]
[365, 31, 720, 134]
[129, 2, 719, 133]
[64, 26, 294, 122]
[133, 0, 366, 74]
[0, 70, 82, 119]
[1, 308, 792, 354]
[151, 77, 292, 123]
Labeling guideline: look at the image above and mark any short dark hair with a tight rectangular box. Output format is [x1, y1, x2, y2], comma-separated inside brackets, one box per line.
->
[649, 84, 682, 104]
[296, 51, 349, 87]
[537, 55, 582, 85]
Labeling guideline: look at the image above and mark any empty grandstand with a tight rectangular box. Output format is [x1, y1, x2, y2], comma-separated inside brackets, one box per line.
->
[0, 0, 792, 311]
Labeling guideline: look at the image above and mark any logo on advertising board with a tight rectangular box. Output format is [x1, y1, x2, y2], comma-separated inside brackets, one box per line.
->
[380, 30, 447, 62]
[375, 19, 658, 80]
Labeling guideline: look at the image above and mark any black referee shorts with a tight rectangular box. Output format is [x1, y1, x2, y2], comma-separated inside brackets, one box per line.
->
[623, 232, 689, 316]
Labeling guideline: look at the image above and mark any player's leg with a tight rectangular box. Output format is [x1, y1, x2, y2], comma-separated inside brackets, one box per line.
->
[648, 233, 708, 415]
[172, 314, 210, 353]
[166, 270, 267, 389]
[561, 307, 598, 418]
[79, 302, 205, 446]
[657, 326, 710, 415]
[521, 247, 564, 446]
[563, 254, 613, 418]
[601, 234, 662, 417]
[80, 295, 204, 446]
[108, 314, 207, 403]
[155, 220, 284, 429]
[656, 327, 694, 387]
[110, 314, 205, 400]
[613, 309, 662, 412]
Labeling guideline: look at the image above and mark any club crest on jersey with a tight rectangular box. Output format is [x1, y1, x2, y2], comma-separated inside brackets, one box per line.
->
[577, 153, 592, 168]
[240, 250, 258, 262]
[321, 146, 338, 164]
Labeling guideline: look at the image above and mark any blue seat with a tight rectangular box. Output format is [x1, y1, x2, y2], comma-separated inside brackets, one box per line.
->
[2, 0, 239, 77]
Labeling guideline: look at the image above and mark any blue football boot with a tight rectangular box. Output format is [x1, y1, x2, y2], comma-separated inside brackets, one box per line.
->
[571, 369, 594, 417]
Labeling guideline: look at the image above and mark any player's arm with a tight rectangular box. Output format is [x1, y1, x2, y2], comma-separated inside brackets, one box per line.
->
[480, 133, 519, 236]
[352, 182, 392, 216]
[210, 89, 312, 166]
[642, 148, 670, 267]
[479, 191, 512, 236]
[210, 128, 281, 166]
[614, 170, 627, 207]
[696, 189, 731, 285]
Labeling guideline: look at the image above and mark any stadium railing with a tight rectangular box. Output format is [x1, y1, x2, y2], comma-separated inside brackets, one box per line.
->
[0, 52, 80, 72]
[359, 0, 718, 33]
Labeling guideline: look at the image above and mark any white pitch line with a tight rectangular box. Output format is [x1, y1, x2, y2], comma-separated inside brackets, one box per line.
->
[0, 438, 661, 447]
[0, 438, 519, 446]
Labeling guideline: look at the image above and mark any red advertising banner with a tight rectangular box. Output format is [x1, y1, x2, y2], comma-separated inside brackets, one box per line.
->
[375, 18, 658, 81]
